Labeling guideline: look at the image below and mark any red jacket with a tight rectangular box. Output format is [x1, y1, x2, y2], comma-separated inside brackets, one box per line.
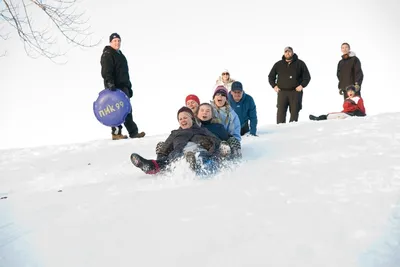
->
[342, 96, 366, 115]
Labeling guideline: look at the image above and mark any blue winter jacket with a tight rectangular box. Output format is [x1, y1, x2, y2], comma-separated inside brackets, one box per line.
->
[210, 102, 241, 142]
[199, 119, 231, 141]
[228, 92, 258, 135]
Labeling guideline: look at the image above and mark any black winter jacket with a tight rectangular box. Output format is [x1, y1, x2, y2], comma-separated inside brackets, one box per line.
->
[159, 124, 221, 159]
[268, 54, 311, 90]
[337, 53, 363, 90]
[100, 46, 133, 97]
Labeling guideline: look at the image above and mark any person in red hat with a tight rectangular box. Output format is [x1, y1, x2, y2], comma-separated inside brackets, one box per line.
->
[185, 94, 200, 114]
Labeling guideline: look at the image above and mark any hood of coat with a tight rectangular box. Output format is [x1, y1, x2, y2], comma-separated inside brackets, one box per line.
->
[281, 53, 298, 62]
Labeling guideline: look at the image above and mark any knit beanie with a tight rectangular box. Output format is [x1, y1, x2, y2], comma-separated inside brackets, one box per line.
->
[109, 33, 121, 42]
[213, 85, 228, 98]
[185, 94, 200, 106]
[177, 106, 194, 120]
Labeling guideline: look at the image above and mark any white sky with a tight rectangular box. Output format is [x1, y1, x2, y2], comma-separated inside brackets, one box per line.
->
[1, 0, 400, 149]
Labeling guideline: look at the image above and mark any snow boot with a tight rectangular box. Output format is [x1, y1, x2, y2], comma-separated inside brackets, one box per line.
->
[184, 151, 198, 171]
[309, 114, 327, 121]
[112, 134, 128, 140]
[130, 132, 146, 138]
[130, 153, 160, 174]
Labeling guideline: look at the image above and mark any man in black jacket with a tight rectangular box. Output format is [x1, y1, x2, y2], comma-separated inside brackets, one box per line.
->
[100, 33, 145, 140]
[268, 46, 311, 124]
[337, 42, 364, 99]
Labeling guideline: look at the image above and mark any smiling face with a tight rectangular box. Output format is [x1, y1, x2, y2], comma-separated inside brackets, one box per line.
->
[178, 112, 193, 129]
[214, 93, 227, 108]
[110, 38, 121, 50]
[186, 100, 199, 113]
[197, 105, 213, 121]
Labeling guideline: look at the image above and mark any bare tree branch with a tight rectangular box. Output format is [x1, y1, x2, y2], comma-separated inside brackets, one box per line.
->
[0, 0, 100, 62]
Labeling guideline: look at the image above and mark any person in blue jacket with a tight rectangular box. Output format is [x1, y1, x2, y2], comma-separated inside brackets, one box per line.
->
[228, 81, 258, 136]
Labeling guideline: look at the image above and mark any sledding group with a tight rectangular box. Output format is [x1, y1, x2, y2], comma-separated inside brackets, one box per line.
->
[130, 81, 255, 175]
[100, 32, 366, 175]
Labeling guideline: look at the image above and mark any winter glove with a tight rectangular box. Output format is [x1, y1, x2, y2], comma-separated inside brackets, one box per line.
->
[199, 138, 214, 152]
[354, 83, 361, 92]
[107, 83, 117, 91]
[121, 87, 133, 98]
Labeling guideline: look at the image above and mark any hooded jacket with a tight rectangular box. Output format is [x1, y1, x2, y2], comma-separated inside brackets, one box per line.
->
[337, 51, 364, 90]
[268, 53, 311, 90]
[228, 91, 258, 135]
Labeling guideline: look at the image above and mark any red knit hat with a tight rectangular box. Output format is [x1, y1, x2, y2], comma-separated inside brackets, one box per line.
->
[185, 94, 200, 106]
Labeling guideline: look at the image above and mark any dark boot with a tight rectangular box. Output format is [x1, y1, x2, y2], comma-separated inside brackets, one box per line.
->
[130, 153, 160, 174]
[185, 152, 198, 171]
[309, 114, 327, 121]
[130, 132, 146, 138]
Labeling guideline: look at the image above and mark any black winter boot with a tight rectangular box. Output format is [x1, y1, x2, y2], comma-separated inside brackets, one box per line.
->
[130, 153, 160, 174]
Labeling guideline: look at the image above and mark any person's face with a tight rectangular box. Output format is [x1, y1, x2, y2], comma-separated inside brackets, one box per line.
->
[231, 90, 243, 102]
[214, 93, 227, 107]
[284, 49, 293, 60]
[186, 100, 199, 113]
[110, 38, 121, 50]
[222, 72, 230, 82]
[197, 105, 212, 121]
[347, 89, 355, 97]
[341, 44, 350, 55]
[178, 112, 193, 129]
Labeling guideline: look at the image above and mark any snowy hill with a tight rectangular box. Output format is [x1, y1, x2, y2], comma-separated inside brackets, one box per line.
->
[1, 113, 400, 267]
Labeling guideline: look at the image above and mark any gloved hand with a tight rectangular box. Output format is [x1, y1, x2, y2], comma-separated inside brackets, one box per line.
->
[107, 83, 117, 91]
[354, 83, 361, 92]
[339, 89, 344, 95]
[200, 138, 214, 152]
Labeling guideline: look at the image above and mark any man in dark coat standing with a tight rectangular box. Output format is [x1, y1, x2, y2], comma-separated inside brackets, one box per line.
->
[337, 42, 364, 99]
[100, 33, 145, 140]
[268, 46, 311, 124]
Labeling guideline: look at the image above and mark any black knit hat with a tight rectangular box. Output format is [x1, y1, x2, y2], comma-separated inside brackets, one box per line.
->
[177, 106, 194, 120]
[109, 33, 121, 42]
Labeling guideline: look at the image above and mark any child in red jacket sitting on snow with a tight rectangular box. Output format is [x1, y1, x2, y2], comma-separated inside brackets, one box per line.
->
[309, 85, 366, 120]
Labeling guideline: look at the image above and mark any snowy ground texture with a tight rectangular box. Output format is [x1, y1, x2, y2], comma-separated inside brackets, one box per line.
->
[1, 113, 400, 267]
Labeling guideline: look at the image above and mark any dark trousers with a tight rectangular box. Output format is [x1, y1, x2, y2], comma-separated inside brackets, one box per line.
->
[111, 112, 139, 137]
[111, 88, 138, 137]
[240, 123, 249, 136]
[277, 90, 303, 124]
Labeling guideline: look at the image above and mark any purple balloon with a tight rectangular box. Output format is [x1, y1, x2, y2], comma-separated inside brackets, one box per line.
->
[93, 89, 132, 127]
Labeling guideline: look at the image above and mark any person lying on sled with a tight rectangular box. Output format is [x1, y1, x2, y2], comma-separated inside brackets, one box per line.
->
[309, 84, 366, 121]
[130, 106, 230, 174]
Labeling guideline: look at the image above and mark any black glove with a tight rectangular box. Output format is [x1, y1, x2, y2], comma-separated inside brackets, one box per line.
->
[107, 83, 117, 91]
